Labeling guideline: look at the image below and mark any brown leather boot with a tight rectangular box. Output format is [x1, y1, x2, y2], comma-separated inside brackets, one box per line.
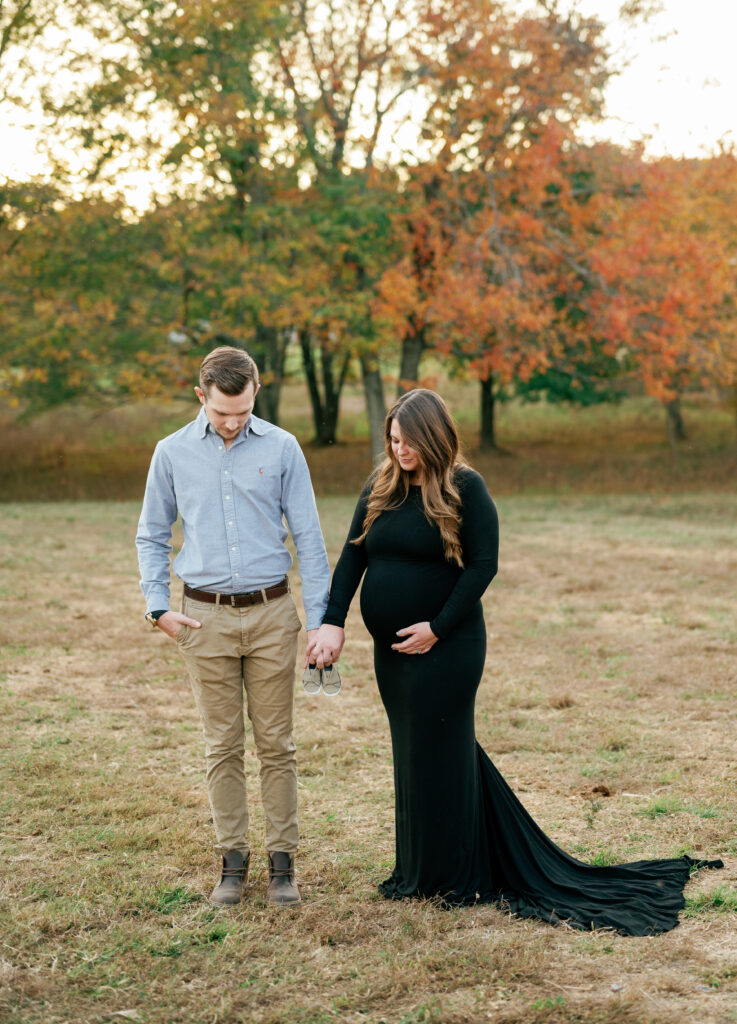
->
[267, 851, 301, 906]
[210, 849, 250, 906]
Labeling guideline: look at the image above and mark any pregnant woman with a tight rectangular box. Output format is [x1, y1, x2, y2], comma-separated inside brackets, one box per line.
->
[309, 389, 721, 934]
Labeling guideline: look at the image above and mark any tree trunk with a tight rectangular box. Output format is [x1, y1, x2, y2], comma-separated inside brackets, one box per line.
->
[182, 267, 194, 328]
[397, 323, 426, 395]
[479, 376, 496, 450]
[254, 385, 279, 424]
[300, 329, 325, 440]
[299, 330, 350, 445]
[320, 348, 346, 445]
[665, 397, 686, 451]
[252, 323, 288, 425]
[361, 354, 386, 463]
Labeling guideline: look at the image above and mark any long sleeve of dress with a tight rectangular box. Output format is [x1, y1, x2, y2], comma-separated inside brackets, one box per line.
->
[429, 469, 499, 640]
[321, 488, 371, 628]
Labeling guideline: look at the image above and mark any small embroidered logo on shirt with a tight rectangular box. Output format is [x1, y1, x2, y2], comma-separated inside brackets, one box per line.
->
[258, 467, 264, 475]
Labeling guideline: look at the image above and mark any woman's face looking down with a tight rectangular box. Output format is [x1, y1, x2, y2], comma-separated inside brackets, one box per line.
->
[390, 420, 422, 481]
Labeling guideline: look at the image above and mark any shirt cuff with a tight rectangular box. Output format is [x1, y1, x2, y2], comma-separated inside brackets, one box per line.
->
[145, 588, 171, 615]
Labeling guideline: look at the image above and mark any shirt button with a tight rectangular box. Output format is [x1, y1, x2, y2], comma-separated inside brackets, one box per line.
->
[232, 546, 236, 551]
[229, 521, 233, 526]
[224, 471, 229, 475]
[225, 496, 231, 500]
[234, 573, 239, 576]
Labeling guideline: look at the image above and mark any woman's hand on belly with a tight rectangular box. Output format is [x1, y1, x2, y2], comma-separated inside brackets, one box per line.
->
[391, 621, 438, 655]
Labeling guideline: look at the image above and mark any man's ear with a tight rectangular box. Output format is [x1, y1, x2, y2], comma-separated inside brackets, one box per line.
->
[253, 383, 261, 399]
[194, 386, 205, 405]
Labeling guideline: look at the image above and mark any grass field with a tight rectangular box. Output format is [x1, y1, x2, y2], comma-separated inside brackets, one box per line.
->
[2, 490, 737, 1024]
[1, 381, 735, 501]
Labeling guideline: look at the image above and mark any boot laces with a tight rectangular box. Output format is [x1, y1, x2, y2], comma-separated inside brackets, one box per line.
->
[221, 866, 247, 878]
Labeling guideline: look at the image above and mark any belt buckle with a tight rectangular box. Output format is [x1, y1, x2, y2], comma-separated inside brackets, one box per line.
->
[230, 594, 237, 607]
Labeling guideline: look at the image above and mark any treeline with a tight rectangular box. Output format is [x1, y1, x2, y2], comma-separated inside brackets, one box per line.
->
[1, 0, 736, 455]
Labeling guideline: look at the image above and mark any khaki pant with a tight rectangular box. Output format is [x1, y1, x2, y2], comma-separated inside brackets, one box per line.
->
[176, 590, 302, 856]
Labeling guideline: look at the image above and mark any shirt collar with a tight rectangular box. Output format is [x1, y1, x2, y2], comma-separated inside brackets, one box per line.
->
[196, 406, 210, 439]
[196, 405, 267, 440]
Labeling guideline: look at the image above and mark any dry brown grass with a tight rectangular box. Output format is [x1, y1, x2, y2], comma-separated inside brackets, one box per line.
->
[1, 382, 735, 501]
[2, 493, 737, 1024]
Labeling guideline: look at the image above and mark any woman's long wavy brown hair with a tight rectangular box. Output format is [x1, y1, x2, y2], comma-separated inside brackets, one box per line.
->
[352, 389, 468, 566]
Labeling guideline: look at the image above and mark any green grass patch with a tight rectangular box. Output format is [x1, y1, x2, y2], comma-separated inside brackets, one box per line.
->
[684, 886, 737, 917]
[687, 802, 720, 819]
[588, 847, 623, 867]
[637, 796, 684, 818]
[702, 964, 737, 989]
[147, 884, 203, 915]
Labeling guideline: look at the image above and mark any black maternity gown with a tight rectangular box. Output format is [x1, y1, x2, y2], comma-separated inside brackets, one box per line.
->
[322, 467, 723, 935]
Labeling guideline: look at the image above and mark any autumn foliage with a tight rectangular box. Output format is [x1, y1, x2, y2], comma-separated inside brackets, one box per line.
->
[1, 0, 735, 448]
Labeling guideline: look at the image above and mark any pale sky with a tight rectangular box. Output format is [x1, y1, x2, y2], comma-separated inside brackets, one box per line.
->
[2, 0, 736, 191]
[577, 0, 737, 156]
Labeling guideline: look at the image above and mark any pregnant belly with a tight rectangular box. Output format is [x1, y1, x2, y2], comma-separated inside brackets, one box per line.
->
[360, 559, 458, 640]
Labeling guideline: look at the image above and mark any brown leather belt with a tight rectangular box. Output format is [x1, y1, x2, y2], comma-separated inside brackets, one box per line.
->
[184, 579, 289, 607]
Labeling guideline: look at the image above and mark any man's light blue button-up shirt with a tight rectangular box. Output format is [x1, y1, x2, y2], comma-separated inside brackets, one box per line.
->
[136, 407, 330, 630]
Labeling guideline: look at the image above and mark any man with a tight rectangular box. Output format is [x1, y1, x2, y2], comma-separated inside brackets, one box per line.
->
[136, 346, 332, 907]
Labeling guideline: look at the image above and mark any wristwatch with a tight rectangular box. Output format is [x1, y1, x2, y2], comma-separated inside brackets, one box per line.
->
[145, 610, 168, 628]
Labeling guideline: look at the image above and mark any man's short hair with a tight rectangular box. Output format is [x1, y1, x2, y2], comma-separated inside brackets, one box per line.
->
[199, 346, 260, 397]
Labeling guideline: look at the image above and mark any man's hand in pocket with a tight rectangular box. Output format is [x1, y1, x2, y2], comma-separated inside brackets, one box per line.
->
[157, 611, 202, 639]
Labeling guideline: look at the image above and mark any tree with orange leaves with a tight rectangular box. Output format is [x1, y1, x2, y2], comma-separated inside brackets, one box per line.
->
[577, 145, 737, 445]
[375, 0, 611, 445]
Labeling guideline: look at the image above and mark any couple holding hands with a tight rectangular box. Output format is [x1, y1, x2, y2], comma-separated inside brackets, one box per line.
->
[137, 346, 720, 934]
